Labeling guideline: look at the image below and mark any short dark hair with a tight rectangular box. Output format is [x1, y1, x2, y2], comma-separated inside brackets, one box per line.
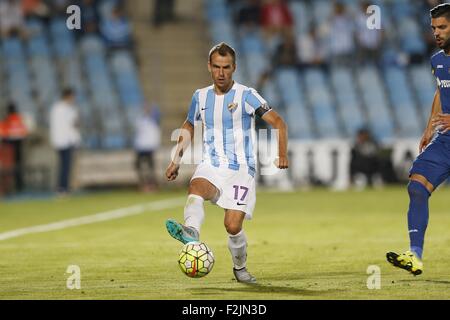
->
[208, 42, 236, 65]
[62, 88, 74, 99]
[7, 102, 17, 115]
[430, 3, 450, 20]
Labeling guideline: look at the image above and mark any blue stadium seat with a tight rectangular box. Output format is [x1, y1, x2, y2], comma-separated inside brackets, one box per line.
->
[2, 39, 36, 120]
[330, 67, 366, 137]
[312, 0, 333, 22]
[303, 68, 341, 139]
[356, 66, 394, 142]
[383, 67, 422, 137]
[410, 64, 436, 126]
[102, 114, 126, 149]
[243, 52, 267, 88]
[289, 1, 311, 36]
[275, 69, 314, 139]
[399, 17, 426, 56]
[110, 51, 144, 108]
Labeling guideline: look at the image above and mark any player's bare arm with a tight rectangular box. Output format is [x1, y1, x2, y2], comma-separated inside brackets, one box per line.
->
[166, 120, 194, 181]
[431, 89, 450, 133]
[420, 89, 442, 152]
[261, 109, 289, 169]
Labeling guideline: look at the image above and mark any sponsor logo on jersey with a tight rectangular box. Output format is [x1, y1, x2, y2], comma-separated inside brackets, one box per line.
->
[437, 65, 444, 69]
[437, 77, 450, 88]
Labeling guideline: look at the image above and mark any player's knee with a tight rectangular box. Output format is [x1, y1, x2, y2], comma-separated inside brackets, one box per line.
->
[407, 180, 431, 202]
[224, 222, 241, 235]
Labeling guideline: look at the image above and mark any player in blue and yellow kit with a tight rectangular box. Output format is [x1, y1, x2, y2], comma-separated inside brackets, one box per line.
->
[387, 4, 450, 275]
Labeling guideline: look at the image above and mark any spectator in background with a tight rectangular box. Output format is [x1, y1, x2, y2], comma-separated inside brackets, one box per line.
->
[77, 0, 100, 36]
[153, 0, 176, 27]
[2, 103, 28, 193]
[396, 150, 415, 183]
[256, 30, 298, 93]
[134, 103, 161, 192]
[50, 88, 81, 195]
[0, 0, 27, 39]
[296, 26, 328, 70]
[100, 4, 133, 50]
[22, 0, 50, 23]
[260, 0, 294, 47]
[0, 114, 13, 196]
[47, 0, 71, 17]
[328, 2, 355, 66]
[236, 0, 261, 32]
[0, 117, 6, 140]
[355, 1, 383, 66]
[350, 128, 382, 188]
[271, 30, 298, 69]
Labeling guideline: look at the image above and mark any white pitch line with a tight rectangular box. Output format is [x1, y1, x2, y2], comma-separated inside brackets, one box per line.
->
[0, 197, 186, 241]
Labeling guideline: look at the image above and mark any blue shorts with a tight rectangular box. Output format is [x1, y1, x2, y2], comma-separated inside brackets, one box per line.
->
[410, 136, 450, 188]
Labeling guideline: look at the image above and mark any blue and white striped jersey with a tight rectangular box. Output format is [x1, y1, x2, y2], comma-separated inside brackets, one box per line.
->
[186, 82, 268, 176]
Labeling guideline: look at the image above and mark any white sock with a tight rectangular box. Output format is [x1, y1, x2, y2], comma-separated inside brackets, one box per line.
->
[184, 194, 205, 234]
[228, 230, 247, 269]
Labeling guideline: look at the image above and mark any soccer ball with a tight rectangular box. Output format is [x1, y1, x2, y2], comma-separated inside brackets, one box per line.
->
[178, 241, 215, 278]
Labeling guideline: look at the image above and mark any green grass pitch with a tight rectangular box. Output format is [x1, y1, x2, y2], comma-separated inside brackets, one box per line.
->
[1, 186, 450, 300]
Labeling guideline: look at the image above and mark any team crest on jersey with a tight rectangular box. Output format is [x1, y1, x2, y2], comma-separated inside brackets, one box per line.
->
[228, 102, 238, 112]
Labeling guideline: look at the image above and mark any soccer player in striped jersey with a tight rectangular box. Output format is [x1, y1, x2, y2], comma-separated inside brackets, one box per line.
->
[165, 42, 289, 283]
[387, 4, 450, 276]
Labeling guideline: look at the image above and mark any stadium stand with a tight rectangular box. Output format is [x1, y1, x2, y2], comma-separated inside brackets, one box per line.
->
[0, 0, 142, 150]
[204, 0, 442, 144]
[0, 0, 444, 149]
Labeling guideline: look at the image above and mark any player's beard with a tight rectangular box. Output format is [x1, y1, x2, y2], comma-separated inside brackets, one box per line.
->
[438, 36, 450, 52]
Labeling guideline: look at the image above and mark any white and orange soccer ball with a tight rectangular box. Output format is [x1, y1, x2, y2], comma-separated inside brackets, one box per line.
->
[178, 241, 215, 278]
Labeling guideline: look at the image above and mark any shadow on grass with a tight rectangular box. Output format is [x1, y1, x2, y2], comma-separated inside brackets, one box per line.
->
[190, 283, 345, 297]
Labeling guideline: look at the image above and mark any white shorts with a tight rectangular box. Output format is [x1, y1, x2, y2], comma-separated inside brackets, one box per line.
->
[191, 162, 256, 219]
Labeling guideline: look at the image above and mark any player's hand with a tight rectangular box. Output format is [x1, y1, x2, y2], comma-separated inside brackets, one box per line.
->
[431, 113, 450, 134]
[166, 162, 180, 181]
[419, 131, 433, 153]
[274, 156, 289, 169]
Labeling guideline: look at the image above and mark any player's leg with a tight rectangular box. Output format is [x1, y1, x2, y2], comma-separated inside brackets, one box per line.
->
[387, 140, 450, 275]
[224, 209, 256, 284]
[184, 178, 219, 234]
[407, 174, 433, 259]
[166, 177, 219, 244]
[386, 174, 431, 275]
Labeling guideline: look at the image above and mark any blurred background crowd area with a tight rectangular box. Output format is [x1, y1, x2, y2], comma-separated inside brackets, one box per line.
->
[0, 0, 448, 195]
[209, 0, 444, 142]
[0, 0, 141, 149]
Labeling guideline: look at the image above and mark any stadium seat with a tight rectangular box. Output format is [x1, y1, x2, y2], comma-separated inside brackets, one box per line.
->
[330, 67, 366, 137]
[383, 66, 422, 137]
[289, 1, 311, 36]
[110, 51, 144, 108]
[409, 64, 436, 127]
[356, 66, 395, 142]
[275, 69, 314, 139]
[303, 68, 341, 139]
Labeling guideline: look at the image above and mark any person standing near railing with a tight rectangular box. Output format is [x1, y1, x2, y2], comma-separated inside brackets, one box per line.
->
[2, 103, 28, 193]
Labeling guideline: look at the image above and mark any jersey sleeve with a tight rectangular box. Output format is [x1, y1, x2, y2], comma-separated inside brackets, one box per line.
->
[244, 88, 271, 116]
[186, 91, 199, 125]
